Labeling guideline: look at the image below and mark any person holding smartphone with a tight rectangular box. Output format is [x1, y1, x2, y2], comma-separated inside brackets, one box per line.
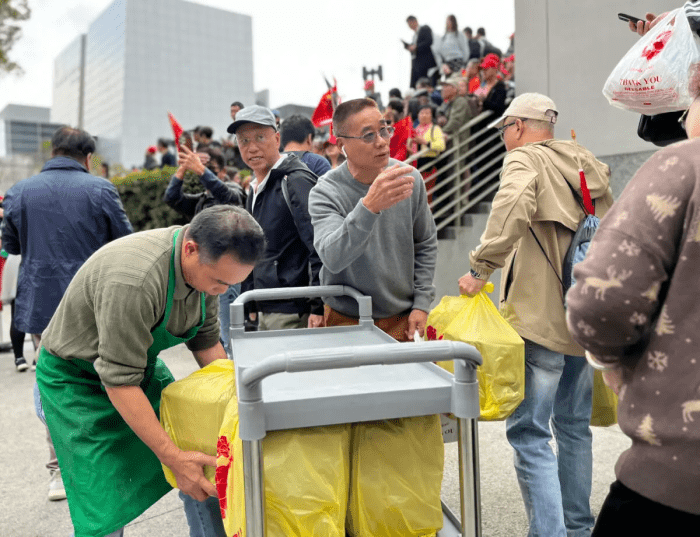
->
[624, 2, 700, 36]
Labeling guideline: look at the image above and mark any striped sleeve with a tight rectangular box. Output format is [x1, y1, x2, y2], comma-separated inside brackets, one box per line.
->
[685, 0, 700, 34]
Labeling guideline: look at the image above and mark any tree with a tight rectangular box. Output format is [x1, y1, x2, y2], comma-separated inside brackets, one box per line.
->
[0, 0, 31, 76]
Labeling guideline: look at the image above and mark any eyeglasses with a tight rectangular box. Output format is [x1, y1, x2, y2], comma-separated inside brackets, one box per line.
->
[237, 133, 272, 147]
[496, 118, 527, 141]
[336, 126, 394, 144]
[679, 108, 690, 131]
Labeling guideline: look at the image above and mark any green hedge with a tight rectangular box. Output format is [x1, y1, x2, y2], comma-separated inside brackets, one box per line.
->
[111, 167, 205, 231]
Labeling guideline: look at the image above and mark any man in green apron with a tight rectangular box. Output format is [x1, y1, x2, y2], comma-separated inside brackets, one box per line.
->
[35, 206, 265, 537]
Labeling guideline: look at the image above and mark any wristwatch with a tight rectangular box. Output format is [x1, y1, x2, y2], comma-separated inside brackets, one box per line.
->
[469, 268, 484, 280]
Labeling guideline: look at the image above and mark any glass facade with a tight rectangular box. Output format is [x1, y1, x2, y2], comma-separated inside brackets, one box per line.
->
[51, 35, 85, 127]
[83, 0, 127, 166]
[52, 0, 254, 168]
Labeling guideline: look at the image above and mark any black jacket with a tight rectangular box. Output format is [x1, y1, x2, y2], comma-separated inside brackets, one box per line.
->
[243, 154, 323, 316]
[163, 168, 245, 219]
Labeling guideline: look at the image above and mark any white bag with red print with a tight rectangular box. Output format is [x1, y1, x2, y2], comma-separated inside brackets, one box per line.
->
[603, 8, 700, 115]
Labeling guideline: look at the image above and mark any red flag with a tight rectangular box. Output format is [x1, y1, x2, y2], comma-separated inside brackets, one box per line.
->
[389, 116, 413, 161]
[328, 124, 337, 145]
[579, 170, 595, 216]
[312, 85, 337, 127]
[168, 112, 184, 152]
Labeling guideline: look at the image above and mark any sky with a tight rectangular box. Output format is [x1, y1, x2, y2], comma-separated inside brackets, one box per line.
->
[0, 0, 515, 112]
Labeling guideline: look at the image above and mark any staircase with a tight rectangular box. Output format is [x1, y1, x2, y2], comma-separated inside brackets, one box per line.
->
[403, 111, 504, 305]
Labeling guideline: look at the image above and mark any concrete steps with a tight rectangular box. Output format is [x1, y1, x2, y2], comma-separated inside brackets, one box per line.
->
[433, 201, 502, 306]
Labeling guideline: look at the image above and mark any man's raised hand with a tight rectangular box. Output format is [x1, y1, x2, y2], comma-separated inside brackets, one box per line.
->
[178, 146, 207, 176]
[362, 164, 415, 214]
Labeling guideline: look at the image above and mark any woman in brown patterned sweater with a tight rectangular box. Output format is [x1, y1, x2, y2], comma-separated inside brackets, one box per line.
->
[566, 72, 700, 535]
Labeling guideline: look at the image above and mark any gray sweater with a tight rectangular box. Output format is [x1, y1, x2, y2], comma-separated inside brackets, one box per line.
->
[308, 159, 437, 318]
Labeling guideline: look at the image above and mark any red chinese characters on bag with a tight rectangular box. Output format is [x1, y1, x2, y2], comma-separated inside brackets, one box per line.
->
[425, 326, 443, 341]
[216, 435, 232, 517]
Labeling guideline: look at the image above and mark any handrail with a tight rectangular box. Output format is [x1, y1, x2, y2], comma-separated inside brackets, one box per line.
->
[403, 109, 504, 233]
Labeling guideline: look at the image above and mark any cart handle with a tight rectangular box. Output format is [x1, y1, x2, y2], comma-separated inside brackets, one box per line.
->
[239, 340, 481, 395]
[230, 285, 372, 327]
[236, 340, 482, 439]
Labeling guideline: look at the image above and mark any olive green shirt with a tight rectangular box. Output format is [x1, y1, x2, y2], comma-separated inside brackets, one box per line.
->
[41, 226, 220, 387]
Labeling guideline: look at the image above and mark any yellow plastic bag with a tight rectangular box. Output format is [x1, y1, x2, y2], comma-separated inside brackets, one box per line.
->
[346, 415, 444, 537]
[216, 399, 350, 537]
[160, 359, 236, 486]
[590, 369, 618, 427]
[160, 360, 350, 537]
[427, 283, 525, 421]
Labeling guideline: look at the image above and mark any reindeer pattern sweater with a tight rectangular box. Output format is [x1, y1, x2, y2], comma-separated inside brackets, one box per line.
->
[567, 138, 700, 515]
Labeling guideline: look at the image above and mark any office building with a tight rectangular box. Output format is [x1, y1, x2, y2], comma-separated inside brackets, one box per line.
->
[0, 104, 63, 158]
[52, 0, 255, 168]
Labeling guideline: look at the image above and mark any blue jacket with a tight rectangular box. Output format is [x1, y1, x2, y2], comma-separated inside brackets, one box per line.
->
[1, 156, 133, 333]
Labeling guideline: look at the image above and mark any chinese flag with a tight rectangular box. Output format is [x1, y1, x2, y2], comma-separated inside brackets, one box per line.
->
[390, 116, 413, 161]
[312, 85, 336, 127]
[168, 112, 184, 152]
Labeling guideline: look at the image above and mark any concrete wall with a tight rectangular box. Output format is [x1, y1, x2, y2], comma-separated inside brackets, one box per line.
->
[515, 0, 678, 158]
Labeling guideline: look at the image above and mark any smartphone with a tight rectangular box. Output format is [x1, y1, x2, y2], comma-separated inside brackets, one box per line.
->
[179, 132, 193, 151]
[618, 13, 644, 25]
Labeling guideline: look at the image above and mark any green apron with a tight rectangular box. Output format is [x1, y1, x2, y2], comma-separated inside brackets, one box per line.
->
[36, 229, 206, 537]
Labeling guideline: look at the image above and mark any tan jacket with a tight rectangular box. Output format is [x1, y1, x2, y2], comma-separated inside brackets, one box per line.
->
[469, 139, 614, 355]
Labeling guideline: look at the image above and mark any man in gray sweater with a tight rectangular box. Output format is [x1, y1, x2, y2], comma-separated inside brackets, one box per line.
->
[308, 98, 443, 535]
[308, 97, 437, 341]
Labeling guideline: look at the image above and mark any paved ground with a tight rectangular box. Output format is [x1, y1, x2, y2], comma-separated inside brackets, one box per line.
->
[0, 305, 631, 537]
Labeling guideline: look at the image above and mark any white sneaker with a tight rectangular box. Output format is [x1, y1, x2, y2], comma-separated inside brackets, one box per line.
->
[48, 469, 66, 501]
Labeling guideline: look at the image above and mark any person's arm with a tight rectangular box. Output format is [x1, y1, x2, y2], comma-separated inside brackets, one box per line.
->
[105, 385, 217, 502]
[407, 170, 438, 339]
[467, 155, 538, 281]
[566, 149, 694, 367]
[163, 169, 199, 218]
[0, 191, 20, 255]
[197, 167, 242, 206]
[91, 280, 216, 500]
[191, 341, 227, 367]
[102, 184, 134, 239]
[285, 172, 324, 317]
[308, 165, 415, 274]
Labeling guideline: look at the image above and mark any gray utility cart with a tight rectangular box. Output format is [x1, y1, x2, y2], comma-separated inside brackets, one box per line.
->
[230, 286, 484, 537]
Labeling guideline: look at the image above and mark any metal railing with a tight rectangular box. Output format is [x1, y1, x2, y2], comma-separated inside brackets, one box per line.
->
[403, 110, 504, 232]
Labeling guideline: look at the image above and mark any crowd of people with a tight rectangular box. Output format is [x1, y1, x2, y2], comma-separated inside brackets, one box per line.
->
[2, 5, 700, 537]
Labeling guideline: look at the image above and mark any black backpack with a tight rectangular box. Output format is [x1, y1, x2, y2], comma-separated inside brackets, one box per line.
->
[280, 153, 318, 215]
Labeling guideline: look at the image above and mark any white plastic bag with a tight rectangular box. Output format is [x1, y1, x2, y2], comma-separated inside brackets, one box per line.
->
[602, 9, 700, 115]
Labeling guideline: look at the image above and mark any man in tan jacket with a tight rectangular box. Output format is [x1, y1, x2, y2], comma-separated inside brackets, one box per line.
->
[459, 93, 614, 537]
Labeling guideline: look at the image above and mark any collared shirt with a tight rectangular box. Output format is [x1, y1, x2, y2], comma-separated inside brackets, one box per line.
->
[250, 155, 286, 210]
[41, 226, 220, 387]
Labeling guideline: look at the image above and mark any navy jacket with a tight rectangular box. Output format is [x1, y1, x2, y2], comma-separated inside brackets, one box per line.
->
[243, 154, 323, 316]
[1, 156, 133, 333]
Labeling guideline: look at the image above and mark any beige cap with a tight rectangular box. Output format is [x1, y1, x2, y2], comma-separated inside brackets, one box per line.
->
[488, 92, 559, 129]
[440, 73, 463, 88]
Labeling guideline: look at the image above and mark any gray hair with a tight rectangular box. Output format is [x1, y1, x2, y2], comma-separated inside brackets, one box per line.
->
[186, 206, 266, 265]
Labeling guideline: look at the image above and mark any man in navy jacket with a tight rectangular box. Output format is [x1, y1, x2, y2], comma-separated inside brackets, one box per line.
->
[228, 105, 323, 330]
[1, 125, 132, 500]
